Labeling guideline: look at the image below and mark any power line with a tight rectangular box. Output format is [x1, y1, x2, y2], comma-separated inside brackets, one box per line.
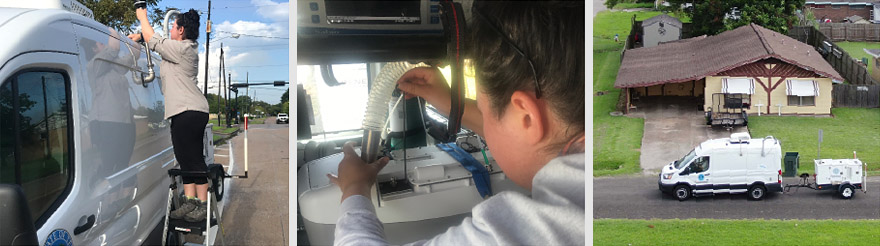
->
[223, 43, 289, 48]
[217, 30, 288, 39]
[212, 64, 289, 68]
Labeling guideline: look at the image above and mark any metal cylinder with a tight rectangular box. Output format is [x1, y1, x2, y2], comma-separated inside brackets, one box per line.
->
[361, 130, 382, 163]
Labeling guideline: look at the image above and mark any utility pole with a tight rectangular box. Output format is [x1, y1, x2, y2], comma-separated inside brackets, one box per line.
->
[203, 0, 212, 96]
[217, 43, 223, 125]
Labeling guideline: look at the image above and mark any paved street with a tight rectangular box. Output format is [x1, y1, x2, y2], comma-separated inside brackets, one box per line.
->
[212, 117, 290, 245]
[594, 175, 880, 220]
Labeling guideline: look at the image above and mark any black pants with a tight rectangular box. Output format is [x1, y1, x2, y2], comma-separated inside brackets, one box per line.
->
[170, 111, 209, 184]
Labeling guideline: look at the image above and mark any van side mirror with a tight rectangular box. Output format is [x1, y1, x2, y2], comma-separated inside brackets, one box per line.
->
[680, 166, 692, 176]
[0, 184, 39, 245]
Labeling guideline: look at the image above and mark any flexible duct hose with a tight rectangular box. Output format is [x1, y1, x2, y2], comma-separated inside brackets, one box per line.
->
[360, 61, 426, 162]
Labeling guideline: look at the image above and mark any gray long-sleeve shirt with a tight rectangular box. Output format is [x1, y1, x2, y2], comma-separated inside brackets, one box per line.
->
[334, 153, 586, 245]
[147, 35, 209, 119]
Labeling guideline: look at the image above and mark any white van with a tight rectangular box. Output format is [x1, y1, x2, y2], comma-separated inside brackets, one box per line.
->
[0, 1, 178, 245]
[658, 132, 783, 201]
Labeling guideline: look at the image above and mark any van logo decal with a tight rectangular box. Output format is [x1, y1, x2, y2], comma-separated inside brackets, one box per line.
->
[44, 229, 73, 246]
[698, 174, 705, 181]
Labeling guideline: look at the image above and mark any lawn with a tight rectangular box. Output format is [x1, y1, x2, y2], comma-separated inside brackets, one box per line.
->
[248, 117, 265, 124]
[208, 119, 239, 134]
[611, 2, 654, 10]
[748, 108, 880, 176]
[835, 41, 879, 75]
[595, 219, 880, 245]
[593, 11, 689, 176]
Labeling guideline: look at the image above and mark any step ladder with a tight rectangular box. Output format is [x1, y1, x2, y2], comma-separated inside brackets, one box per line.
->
[161, 165, 227, 246]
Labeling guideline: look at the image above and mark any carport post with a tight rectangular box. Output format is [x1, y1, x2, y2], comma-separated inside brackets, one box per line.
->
[625, 88, 630, 114]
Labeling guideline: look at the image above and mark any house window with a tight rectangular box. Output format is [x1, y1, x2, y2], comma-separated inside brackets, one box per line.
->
[832, 5, 842, 9]
[0, 69, 73, 228]
[786, 80, 819, 107]
[850, 5, 865, 9]
[788, 96, 816, 106]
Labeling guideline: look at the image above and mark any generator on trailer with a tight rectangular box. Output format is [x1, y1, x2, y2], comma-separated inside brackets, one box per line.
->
[784, 154, 867, 199]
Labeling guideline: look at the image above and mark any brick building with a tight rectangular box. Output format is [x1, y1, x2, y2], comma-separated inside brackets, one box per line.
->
[805, 0, 878, 23]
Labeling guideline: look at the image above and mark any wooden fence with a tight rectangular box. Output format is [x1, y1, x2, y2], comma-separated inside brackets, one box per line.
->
[817, 23, 880, 42]
[788, 26, 879, 86]
[832, 84, 880, 108]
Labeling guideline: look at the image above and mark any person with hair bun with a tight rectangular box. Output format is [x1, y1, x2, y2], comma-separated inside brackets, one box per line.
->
[329, 1, 585, 245]
[129, 8, 211, 222]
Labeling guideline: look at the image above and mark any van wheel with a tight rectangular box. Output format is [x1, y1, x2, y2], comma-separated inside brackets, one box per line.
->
[748, 185, 766, 200]
[840, 184, 855, 199]
[674, 185, 691, 201]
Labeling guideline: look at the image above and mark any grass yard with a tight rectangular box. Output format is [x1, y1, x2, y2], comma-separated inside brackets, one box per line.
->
[594, 219, 880, 245]
[835, 41, 880, 75]
[593, 11, 689, 176]
[748, 108, 880, 176]
[611, 2, 654, 10]
[248, 117, 265, 124]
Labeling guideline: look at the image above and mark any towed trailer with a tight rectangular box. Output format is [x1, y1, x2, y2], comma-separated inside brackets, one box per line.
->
[784, 154, 867, 199]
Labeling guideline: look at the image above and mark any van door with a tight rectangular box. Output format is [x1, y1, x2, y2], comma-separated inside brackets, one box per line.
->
[0, 52, 80, 246]
[686, 156, 712, 194]
[72, 22, 174, 245]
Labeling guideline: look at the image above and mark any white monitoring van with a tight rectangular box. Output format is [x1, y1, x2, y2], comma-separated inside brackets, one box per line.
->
[658, 132, 783, 201]
[0, 1, 190, 245]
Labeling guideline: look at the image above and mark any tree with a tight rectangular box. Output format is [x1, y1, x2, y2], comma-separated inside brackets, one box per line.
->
[724, 0, 804, 35]
[81, 0, 172, 35]
[280, 90, 289, 104]
[667, 0, 804, 36]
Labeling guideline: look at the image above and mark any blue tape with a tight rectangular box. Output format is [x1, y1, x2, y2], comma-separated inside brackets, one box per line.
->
[436, 143, 492, 198]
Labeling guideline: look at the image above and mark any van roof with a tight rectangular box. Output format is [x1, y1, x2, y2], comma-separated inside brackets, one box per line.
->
[698, 135, 780, 153]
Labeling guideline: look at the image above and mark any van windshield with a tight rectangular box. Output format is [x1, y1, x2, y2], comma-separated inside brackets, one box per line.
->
[675, 150, 696, 169]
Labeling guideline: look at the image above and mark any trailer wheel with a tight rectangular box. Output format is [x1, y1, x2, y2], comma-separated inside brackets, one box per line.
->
[674, 185, 691, 201]
[748, 185, 766, 200]
[208, 164, 226, 202]
[839, 184, 854, 199]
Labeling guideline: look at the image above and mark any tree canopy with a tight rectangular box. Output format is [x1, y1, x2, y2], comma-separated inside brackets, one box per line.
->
[81, 0, 175, 35]
[666, 0, 804, 36]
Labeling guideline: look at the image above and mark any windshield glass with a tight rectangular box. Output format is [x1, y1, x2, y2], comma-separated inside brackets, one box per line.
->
[675, 149, 696, 169]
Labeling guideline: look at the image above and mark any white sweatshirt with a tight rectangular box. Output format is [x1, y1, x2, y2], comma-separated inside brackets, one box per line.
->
[334, 153, 586, 245]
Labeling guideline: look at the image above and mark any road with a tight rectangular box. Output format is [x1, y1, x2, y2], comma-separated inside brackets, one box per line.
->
[212, 117, 290, 245]
[594, 176, 880, 220]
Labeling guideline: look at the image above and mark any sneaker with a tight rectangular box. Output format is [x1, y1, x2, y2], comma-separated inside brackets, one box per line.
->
[184, 200, 208, 222]
[169, 198, 198, 219]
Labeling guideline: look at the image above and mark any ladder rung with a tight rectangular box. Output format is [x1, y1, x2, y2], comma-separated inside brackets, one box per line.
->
[169, 218, 218, 235]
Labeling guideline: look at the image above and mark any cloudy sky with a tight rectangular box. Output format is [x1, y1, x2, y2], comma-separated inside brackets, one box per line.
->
[157, 0, 289, 104]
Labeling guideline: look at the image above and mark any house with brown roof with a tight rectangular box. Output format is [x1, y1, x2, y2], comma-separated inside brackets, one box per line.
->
[615, 23, 844, 119]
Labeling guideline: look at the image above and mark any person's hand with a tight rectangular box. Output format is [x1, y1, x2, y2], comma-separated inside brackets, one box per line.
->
[136, 8, 148, 22]
[128, 33, 142, 42]
[327, 142, 390, 202]
[397, 67, 451, 108]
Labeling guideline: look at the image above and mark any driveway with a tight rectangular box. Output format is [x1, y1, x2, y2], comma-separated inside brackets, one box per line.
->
[594, 0, 607, 18]
[630, 97, 747, 172]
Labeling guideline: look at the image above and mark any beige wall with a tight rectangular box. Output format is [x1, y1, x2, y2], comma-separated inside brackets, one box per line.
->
[704, 76, 833, 115]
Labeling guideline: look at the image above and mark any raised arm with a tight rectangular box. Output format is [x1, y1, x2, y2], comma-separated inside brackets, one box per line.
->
[135, 8, 155, 43]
